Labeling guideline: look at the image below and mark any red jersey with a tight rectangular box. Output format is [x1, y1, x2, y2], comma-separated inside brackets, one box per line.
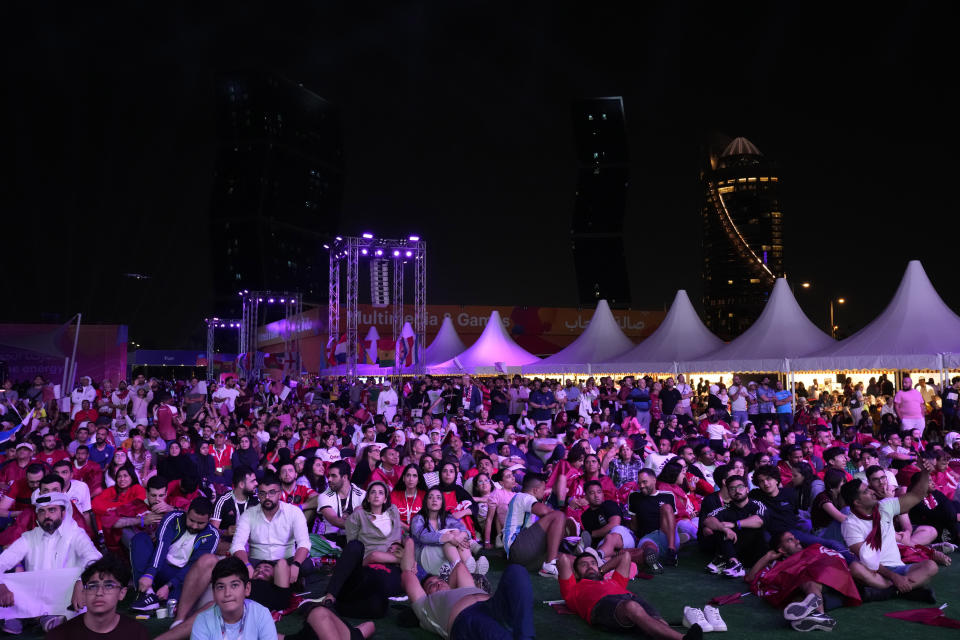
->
[7, 477, 36, 507]
[1, 461, 29, 489]
[390, 489, 424, 526]
[71, 409, 99, 437]
[294, 438, 319, 453]
[559, 570, 631, 623]
[211, 445, 234, 472]
[156, 404, 177, 441]
[73, 460, 104, 493]
[369, 465, 402, 489]
[281, 484, 317, 508]
[33, 449, 72, 469]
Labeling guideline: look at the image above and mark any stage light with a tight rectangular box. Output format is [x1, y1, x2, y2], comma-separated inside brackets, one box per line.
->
[323, 244, 330, 249]
[393, 250, 400, 257]
[268, 298, 275, 303]
[289, 298, 295, 303]
[375, 249, 383, 256]
[238, 291, 243, 296]
[409, 235, 419, 241]
[219, 323, 225, 328]
[361, 248, 368, 255]
[258, 298, 263, 302]
[362, 232, 374, 239]
[405, 250, 412, 257]
[280, 298, 285, 303]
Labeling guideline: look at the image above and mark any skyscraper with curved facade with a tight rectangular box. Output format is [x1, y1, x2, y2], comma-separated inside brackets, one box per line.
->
[701, 136, 783, 339]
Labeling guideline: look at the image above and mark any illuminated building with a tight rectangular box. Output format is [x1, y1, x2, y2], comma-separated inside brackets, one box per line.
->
[210, 72, 343, 312]
[570, 97, 631, 306]
[701, 136, 783, 338]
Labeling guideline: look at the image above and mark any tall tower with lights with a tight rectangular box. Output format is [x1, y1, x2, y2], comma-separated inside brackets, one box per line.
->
[701, 136, 784, 339]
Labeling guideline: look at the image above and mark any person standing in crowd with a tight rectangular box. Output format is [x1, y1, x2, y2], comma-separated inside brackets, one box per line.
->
[894, 375, 926, 434]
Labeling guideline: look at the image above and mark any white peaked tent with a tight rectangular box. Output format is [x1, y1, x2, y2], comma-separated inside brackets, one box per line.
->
[680, 278, 835, 373]
[428, 310, 540, 375]
[793, 260, 960, 372]
[417, 316, 467, 367]
[594, 290, 723, 374]
[525, 300, 634, 374]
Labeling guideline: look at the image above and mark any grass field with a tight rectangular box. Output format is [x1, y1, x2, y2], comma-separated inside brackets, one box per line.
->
[14, 546, 960, 639]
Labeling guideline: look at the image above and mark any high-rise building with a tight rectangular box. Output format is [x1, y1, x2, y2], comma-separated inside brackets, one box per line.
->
[701, 136, 783, 339]
[210, 72, 343, 312]
[570, 97, 631, 306]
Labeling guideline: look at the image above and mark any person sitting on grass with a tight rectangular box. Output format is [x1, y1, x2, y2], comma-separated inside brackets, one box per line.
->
[557, 549, 716, 638]
[44, 554, 151, 640]
[581, 479, 660, 568]
[745, 531, 868, 632]
[839, 471, 939, 602]
[700, 475, 766, 578]
[189, 556, 277, 640]
[627, 469, 680, 572]
[411, 487, 488, 576]
[503, 472, 566, 578]
[400, 537, 535, 639]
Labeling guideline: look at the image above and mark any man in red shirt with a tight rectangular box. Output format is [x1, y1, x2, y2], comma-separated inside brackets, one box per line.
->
[72, 445, 104, 497]
[154, 396, 179, 441]
[210, 431, 234, 484]
[293, 425, 319, 453]
[0, 442, 35, 490]
[71, 399, 99, 438]
[33, 433, 72, 468]
[558, 550, 709, 638]
[369, 446, 402, 488]
[278, 461, 317, 510]
[0, 463, 45, 517]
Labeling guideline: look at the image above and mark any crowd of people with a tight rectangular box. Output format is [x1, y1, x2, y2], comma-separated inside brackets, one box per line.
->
[0, 369, 959, 639]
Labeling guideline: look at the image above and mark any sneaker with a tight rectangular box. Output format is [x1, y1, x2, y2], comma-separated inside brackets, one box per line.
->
[941, 529, 954, 544]
[683, 623, 704, 640]
[783, 593, 823, 621]
[475, 556, 490, 576]
[1, 619, 22, 635]
[130, 591, 162, 612]
[706, 556, 730, 575]
[703, 604, 727, 632]
[539, 559, 559, 578]
[790, 612, 837, 632]
[899, 586, 936, 603]
[644, 550, 664, 575]
[39, 616, 67, 632]
[679, 531, 692, 545]
[720, 561, 745, 579]
[469, 539, 482, 556]
[933, 542, 958, 554]
[664, 548, 679, 567]
[559, 536, 582, 556]
[683, 607, 713, 633]
[438, 563, 454, 583]
[464, 556, 478, 574]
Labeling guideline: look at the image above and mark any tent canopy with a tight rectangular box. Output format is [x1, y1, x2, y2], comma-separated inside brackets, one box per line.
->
[793, 260, 960, 372]
[419, 316, 467, 366]
[524, 300, 633, 374]
[594, 290, 723, 374]
[429, 310, 539, 374]
[681, 278, 834, 373]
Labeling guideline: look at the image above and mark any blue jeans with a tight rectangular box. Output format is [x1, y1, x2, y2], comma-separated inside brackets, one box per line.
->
[732, 411, 749, 427]
[638, 529, 680, 557]
[449, 564, 535, 640]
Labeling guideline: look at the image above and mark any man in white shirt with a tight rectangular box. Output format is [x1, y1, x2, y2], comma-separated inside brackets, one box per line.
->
[727, 375, 748, 427]
[230, 474, 311, 576]
[377, 380, 398, 422]
[0, 492, 101, 633]
[840, 471, 937, 601]
[316, 461, 366, 542]
[70, 376, 98, 418]
[675, 374, 694, 417]
[213, 377, 242, 414]
[52, 459, 93, 532]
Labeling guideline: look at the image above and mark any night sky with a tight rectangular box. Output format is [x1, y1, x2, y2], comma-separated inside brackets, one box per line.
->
[5, 2, 955, 349]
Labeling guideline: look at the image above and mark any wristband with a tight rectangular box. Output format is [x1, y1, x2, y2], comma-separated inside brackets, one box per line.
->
[245, 562, 253, 568]
[290, 560, 302, 569]
[735, 520, 741, 530]
[140, 514, 145, 527]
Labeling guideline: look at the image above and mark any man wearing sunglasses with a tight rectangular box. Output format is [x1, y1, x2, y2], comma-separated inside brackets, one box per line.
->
[45, 554, 151, 640]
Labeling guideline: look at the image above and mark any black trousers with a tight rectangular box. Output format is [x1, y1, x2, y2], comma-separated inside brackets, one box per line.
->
[325, 540, 402, 618]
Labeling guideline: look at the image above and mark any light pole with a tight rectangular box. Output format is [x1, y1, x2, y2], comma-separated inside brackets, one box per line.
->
[829, 298, 845, 339]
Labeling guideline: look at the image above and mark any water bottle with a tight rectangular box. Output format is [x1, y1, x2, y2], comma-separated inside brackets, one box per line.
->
[166, 598, 178, 618]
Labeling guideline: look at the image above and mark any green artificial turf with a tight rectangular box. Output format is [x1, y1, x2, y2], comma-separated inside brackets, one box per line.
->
[13, 547, 960, 639]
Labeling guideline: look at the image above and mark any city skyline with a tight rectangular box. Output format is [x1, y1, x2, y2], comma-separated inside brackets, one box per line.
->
[3, 3, 955, 350]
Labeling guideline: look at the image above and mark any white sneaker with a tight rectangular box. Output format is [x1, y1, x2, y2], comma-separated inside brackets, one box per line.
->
[684, 606, 713, 633]
[474, 556, 490, 575]
[539, 559, 559, 578]
[464, 555, 478, 573]
[703, 605, 727, 632]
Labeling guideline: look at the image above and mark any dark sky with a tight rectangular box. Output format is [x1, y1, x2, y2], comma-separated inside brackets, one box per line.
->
[4, 2, 956, 349]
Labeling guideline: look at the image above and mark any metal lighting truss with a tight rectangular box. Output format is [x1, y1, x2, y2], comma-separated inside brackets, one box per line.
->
[328, 235, 426, 381]
[239, 291, 304, 379]
[205, 317, 242, 381]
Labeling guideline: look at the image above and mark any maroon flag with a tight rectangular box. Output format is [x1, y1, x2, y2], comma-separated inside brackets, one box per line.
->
[885, 605, 960, 629]
[748, 544, 861, 608]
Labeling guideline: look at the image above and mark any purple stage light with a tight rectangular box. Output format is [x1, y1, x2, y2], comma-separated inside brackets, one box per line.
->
[405, 250, 413, 257]
[409, 235, 419, 241]
[280, 298, 285, 303]
[375, 249, 383, 256]
[361, 248, 368, 255]
[362, 232, 374, 239]
[268, 298, 275, 303]
[393, 250, 400, 257]
[258, 298, 263, 302]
